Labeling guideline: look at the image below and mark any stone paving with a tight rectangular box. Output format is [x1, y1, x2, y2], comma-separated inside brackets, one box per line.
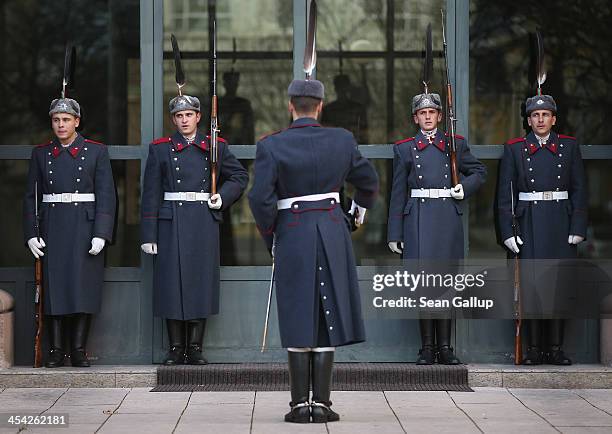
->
[1, 387, 612, 433]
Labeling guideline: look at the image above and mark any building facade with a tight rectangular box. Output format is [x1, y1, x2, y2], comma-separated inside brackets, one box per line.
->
[0, 0, 610, 365]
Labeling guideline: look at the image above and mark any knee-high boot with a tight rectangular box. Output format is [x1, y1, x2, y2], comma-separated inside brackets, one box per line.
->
[70, 313, 91, 367]
[311, 350, 340, 423]
[436, 319, 460, 365]
[416, 319, 435, 364]
[164, 319, 185, 365]
[284, 351, 311, 423]
[185, 319, 208, 365]
[45, 316, 65, 368]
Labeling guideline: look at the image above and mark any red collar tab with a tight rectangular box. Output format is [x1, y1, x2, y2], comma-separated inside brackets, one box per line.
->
[195, 140, 208, 151]
[69, 146, 80, 157]
[527, 141, 557, 155]
[175, 142, 189, 152]
[416, 137, 446, 152]
[52, 146, 61, 158]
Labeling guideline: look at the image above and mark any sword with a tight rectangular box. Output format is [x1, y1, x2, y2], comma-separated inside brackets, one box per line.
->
[261, 238, 276, 352]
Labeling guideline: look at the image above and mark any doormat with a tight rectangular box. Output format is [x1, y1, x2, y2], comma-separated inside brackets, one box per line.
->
[151, 363, 472, 392]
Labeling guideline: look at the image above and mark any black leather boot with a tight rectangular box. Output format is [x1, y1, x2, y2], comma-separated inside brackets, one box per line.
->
[45, 316, 65, 368]
[311, 351, 340, 423]
[416, 319, 436, 364]
[70, 313, 91, 367]
[164, 319, 185, 365]
[523, 320, 543, 365]
[284, 351, 311, 423]
[436, 319, 461, 364]
[185, 319, 208, 365]
[546, 320, 571, 365]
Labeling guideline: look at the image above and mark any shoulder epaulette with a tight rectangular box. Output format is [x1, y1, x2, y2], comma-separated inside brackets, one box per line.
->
[152, 137, 172, 145]
[259, 129, 283, 141]
[394, 137, 415, 145]
[444, 132, 465, 140]
[558, 134, 576, 140]
[36, 141, 53, 148]
[506, 137, 526, 145]
[84, 138, 105, 146]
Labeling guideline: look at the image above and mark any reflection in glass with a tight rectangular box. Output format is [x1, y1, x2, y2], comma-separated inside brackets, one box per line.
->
[0, 0, 140, 146]
[470, 0, 612, 145]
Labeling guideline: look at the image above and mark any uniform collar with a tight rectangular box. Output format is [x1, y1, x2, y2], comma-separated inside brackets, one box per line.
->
[415, 129, 446, 152]
[289, 117, 321, 129]
[51, 133, 84, 158]
[171, 130, 208, 152]
[526, 131, 558, 155]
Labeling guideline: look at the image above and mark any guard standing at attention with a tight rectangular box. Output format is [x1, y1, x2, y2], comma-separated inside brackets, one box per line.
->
[23, 46, 116, 368]
[140, 35, 248, 365]
[387, 24, 486, 365]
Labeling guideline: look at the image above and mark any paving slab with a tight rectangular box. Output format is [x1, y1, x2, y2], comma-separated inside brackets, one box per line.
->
[114, 388, 190, 414]
[510, 389, 612, 428]
[187, 391, 254, 405]
[54, 387, 129, 406]
[575, 389, 612, 415]
[251, 391, 326, 434]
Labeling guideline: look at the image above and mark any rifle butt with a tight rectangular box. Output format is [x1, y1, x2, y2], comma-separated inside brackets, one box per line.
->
[514, 323, 523, 365]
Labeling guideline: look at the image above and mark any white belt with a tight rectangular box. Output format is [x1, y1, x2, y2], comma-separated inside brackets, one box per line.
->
[410, 188, 452, 198]
[42, 193, 95, 203]
[164, 192, 211, 202]
[519, 191, 569, 201]
[277, 192, 340, 210]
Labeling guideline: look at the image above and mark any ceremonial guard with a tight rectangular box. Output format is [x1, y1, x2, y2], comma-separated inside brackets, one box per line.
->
[23, 47, 116, 368]
[497, 34, 587, 365]
[387, 24, 486, 365]
[249, 2, 379, 423]
[140, 35, 248, 365]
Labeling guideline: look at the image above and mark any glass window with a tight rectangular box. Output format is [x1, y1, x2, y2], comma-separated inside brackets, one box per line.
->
[316, 0, 444, 144]
[163, 0, 292, 265]
[0, 0, 141, 146]
[469, 0, 612, 145]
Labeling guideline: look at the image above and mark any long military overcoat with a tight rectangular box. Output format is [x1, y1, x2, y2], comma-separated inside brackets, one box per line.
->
[23, 134, 116, 315]
[248, 117, 379, 348]
[141, 131, 248, 320]
[497, 131, 588, 259]
[387, 130, 486, 260]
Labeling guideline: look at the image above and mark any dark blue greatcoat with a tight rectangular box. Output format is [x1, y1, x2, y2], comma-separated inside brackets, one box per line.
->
[497, 131, 588, 259]
[141, 131, 248, 320]
[387, 130, 486, 259]
[248, 117, 379, 348]
[23, 134, 116, 315]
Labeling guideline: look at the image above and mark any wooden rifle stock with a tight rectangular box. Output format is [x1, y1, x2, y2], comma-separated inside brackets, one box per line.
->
[34, 256, 44, 367]
[514, 253, 522, 364]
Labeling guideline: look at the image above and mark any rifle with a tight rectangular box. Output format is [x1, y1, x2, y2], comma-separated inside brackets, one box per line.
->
[210, 18, 219, 197]
[34, 182, 44, 368]
[440, 9, 459, 186]
[511, 181, 522, 364]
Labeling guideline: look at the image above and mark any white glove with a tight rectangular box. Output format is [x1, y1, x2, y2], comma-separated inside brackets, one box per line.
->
[388, 241, 403, 254]
[504, 236, 523, 254]
[27, 237, 46, 258]
[89, 237, 106, 255]
[141, 243, 158, 255]
[568, 235, 584, 245]
[348, 200, 367, 227]
[450, 183, 464, 200]
[208, 193, 222, 210]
